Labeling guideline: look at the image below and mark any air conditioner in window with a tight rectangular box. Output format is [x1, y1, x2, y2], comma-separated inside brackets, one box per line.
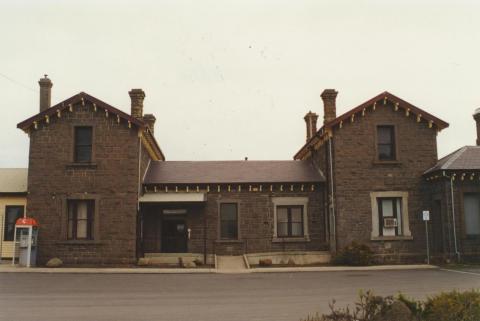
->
[383, 218, 398, 228]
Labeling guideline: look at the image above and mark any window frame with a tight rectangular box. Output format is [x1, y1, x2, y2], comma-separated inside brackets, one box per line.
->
[272, 197, 309, 241]
[73, 126, 93, 163]
[377, 197, 402, 236]
[276, 205, 304, 238]
[376, 124, 397, 162]
[462, 192, 480, 237]
[67, 200, 95, 240]
[3, 205, 24, 242]
[370, 191, 412, 241]
[219, 202, 239, 240]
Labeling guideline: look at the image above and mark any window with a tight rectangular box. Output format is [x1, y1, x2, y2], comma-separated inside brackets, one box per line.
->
[370, 192, 411, 240]
[377, 198, 402, 236]
[464, 193, 480, 236]
[272, 197, 309, 240]
[3, 206, 24, 241]
[377, 125, 396, 161]
[68, 200, 94, 240]
[277, 206, 304, 237]
[74, 127, 93, 163]
[219, 203, 238, 240]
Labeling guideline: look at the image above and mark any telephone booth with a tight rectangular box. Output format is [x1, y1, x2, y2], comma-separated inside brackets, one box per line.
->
[12, 217, 39, 267]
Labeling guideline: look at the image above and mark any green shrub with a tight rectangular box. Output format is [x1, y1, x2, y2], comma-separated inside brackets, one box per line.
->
[301, 290, 480, 321]
[422, 290, 480, 321]
[334, 242, 374, 266]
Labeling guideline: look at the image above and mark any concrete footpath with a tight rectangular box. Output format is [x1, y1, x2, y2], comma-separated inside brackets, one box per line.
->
[0, 264, 436, 274]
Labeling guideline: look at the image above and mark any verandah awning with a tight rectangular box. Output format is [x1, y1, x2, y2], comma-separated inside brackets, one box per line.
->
[139, 192, 206, 203]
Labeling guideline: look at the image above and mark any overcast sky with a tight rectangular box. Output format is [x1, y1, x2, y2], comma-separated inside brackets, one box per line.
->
[1, 0, 479, 167]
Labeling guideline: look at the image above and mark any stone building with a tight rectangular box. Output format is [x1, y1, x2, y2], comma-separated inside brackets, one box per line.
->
[14, 76, 480, 265]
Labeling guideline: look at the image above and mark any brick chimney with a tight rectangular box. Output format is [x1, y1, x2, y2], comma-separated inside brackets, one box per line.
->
[304, 111, 319, 141]
[474, 108, 480, 146]
[129, 89, 145, 119]
[143, 114, 156, 135]
[321, 89, 338, 125]
[38, 75, 52, 112]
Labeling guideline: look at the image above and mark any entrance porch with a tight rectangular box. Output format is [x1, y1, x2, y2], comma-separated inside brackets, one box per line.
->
[138, 192, 208, 263]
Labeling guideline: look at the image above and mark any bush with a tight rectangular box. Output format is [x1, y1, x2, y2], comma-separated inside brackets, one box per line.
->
[334, 242, 374, 266]
[422, 290, 480, 321]
[301, 290, 480, 321]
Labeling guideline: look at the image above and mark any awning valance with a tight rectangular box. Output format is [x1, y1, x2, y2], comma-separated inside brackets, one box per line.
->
[139, 192, 206, 203]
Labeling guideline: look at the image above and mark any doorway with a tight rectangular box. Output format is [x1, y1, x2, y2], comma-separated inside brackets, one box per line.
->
[161, 218, 188, 253]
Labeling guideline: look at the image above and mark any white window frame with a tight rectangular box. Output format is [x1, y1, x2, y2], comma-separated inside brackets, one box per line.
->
[272, 197, 309, 242]
[370, 191, 412, 240]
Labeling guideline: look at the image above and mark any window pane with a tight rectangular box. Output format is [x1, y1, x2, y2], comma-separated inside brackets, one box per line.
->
[291, 222, 304, 236]
[75, 146, 92, 163]
[377, 126, 395, 160]
[67, 200, 94, 240]
[378, 145, 393, 160]
[396, 198, 402, 235]
[377, 127, 393, 144]
[291, 208, 303, 223]
[75, 127, 92, 145]
[221, 220, 238, 239]
[77, 202, 88, 220]
[4, 206, 24, 241]
[220, 203, 237, 221]
[277, 208, 288, 222]
[77, 219, 88, 239]
[75, 127, 92, 162]
[381, 199, 394, 217]
[220, 203, 237, 239]
[68, 219, 74, 239]
[277, 222, 288, 237]
[464, 194, 480, 235]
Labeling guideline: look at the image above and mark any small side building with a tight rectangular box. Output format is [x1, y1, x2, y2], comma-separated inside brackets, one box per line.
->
[0, 168, 28, 260]
[424, 109, 480, 261]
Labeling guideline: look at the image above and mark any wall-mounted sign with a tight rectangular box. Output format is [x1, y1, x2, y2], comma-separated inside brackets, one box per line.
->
[423, 210, 430, 221]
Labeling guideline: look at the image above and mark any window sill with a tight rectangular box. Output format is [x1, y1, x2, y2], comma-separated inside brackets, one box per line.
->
[66, 163, 97, 170]
[371, 235, 413, 241]
[56, 240, 103, 245]
[215, 239, 244, 244]
[272, 236, 310, 243]
[372, 160, 402, 166]
[464, 235, 480, 240]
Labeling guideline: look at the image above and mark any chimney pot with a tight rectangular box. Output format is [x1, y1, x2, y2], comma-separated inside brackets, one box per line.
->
[321, 89, 338, 125]
[129, 89, 145, 119]
[304, 111, 319, 141]
[143, 114, 156, 135]
[473, 108, 480, 146]
[38, 75, 52, 112]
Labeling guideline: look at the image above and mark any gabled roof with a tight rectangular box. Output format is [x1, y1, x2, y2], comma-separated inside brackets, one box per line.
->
[294, 91, 449, 160]
[143, 160, 325, 185]
[0, 168, 28, 194]
[424, 146, 480, 174]
[17, 92, 165, 161]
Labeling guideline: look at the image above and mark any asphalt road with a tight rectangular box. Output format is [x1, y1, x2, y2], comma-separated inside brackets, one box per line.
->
[0, 269, 479, 321]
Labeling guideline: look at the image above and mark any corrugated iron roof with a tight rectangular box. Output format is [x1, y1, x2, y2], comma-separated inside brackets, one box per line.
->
[424, 146, 480, 174]
[0, 168, 28, 193]
[143, 161, 325, 184]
